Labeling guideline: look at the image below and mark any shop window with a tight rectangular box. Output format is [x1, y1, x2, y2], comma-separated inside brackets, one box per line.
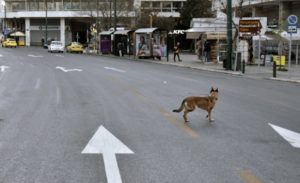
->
[152, 2, 161, 11]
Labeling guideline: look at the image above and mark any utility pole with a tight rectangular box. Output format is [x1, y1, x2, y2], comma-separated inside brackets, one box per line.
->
[113, 0, 117, 55]
[226, 0, 233, 70]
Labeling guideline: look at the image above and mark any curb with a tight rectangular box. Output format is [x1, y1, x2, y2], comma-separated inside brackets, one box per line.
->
[83, 53, 300, 84]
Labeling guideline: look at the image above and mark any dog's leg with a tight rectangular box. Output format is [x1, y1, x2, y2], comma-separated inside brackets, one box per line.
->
[183, 108, 194, 123]
[208, 110, 214, 122]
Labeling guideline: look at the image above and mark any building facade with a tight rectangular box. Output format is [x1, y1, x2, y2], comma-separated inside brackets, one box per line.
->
[212, 0, 300, 29]
[0, 0, 186, 46]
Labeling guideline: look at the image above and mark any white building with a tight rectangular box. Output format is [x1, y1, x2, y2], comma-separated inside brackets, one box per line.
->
[0, 0, 186, 46]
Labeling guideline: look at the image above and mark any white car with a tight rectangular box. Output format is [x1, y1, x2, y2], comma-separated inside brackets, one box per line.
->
[48, 41, 64, 53]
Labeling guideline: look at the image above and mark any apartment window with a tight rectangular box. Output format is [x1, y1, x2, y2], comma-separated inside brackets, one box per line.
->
[38, 1, 45, 11]
[28, 0, 38, 11]
[162, 2, 171, 12]
[173, 2, 182, 12]
[152, 2, 160, 11]
[11, 2, 26, 12]
[141, 2, 151, 9]
[54, 0, 63, 11]
[47, 0, 55, 11]
[64, 0, 72, 10]
[71, 0, 81, 10]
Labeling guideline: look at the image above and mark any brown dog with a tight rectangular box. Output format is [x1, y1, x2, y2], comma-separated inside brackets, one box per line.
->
[173, 87, 219, 122]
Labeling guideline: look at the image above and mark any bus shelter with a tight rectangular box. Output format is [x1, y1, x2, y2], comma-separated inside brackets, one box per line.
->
[135, 28, 168, 60]
[99, 30, 114, 54]
[114, 30, 134, 56]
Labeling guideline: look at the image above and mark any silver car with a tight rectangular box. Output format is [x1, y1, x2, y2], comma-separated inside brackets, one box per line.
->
[48, 41, 64, 53]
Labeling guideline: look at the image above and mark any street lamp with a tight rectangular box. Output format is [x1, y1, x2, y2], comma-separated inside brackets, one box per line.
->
[44, 0, 48, 48]
[226, 0, 233, 70]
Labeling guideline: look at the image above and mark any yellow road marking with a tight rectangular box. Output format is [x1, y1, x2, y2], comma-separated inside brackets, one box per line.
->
[159, 107, 199, 138]
[131, 89, 147, 100]
[239, 170, 264, 183]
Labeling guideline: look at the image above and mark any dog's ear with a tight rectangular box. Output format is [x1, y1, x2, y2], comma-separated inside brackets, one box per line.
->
[215, 88, 218, 92]
[210, 87, 214, 93]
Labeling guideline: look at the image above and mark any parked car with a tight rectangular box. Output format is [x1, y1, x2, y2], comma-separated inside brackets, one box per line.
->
[66, 42, 84, 53]
[2, 38, 17, 48]
[48, 41, 64, 53]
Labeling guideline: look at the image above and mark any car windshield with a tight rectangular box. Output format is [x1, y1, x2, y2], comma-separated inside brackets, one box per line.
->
[51, 42, 62, 45]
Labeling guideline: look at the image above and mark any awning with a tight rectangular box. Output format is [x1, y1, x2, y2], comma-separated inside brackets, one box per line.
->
[114, 30, 132, 35]
[99, 31, 114, 35]
[135, 28, 158, 34]
[9, 31, 25, 37]
[185, 27, 228, 39]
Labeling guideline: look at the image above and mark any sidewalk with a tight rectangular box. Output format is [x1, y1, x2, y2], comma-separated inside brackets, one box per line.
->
[144, 53, 300, 84]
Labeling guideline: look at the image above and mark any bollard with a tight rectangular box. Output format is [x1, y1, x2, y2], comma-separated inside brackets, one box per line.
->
[242, 60, 245, 74]
[273, 61, 277, 78]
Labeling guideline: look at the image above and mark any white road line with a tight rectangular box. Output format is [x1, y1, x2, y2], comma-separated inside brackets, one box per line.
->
[55, 54, 64, 58]
[34, 78, 41, 89]
[56, 66, 82, 72]
[28, 54, 43, 58]
[104, 67, 126, 73]
[56, 87, 61, 105]
[0, 54, 3, 57]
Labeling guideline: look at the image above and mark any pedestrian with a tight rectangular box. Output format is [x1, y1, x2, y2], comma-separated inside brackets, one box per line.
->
[117, 41, 124, 56]
[173, 42, 182, 62]
[196, 38, 203, 60]
[204, 40, 211, 62]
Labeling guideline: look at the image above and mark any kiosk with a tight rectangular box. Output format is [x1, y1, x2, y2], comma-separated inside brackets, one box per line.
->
[114, 30, 134, 56]
[135, 28, 168, 60]
[99, 30, 114, 54]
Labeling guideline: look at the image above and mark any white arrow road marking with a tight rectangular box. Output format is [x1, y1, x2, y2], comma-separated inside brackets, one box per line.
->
[104, 67, 126, 73]
[28, 54, 43, 58]
[82, 126, 134, 183]
[269, 123, 300, 148]
[0, 66, 10, 72]
[56, 66, 82, 72]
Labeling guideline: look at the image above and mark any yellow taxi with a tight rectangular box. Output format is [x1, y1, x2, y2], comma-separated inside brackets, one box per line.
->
[2, 38, 17, 48]
[66, 42, 84, 53]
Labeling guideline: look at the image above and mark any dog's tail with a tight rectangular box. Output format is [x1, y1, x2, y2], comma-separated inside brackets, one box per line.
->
[172, 99, 186, 113]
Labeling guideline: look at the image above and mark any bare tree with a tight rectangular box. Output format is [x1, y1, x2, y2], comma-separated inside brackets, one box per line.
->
[83, 0, 134, 31]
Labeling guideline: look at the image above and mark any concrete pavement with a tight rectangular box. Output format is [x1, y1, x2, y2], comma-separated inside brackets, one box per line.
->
[142, 53, 300, 84]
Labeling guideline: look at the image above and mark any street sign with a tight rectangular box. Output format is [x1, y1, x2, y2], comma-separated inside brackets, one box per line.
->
[288, 25, 297, 34]
[239, 19, 262, 35]
[287, 15, 298, 34]
[287, 15, 298, 25]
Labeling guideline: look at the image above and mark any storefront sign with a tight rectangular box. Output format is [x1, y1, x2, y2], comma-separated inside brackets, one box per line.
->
[239, 19, 262, 35]
[168, 30, 185, 35]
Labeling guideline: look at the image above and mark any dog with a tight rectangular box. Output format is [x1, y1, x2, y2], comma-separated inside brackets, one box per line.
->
[173, 87, 219, 123]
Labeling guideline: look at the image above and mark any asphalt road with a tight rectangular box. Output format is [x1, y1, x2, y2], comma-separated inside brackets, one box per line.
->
[0, 47, 299, 183]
